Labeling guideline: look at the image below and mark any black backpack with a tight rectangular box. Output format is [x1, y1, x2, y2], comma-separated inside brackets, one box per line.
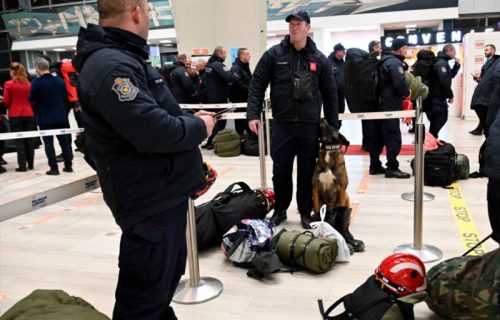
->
[344, 49, 392, 113]
[195, 182, 271, 250]
[423, 142, 457, 187]
[411, 50, 436, 86]
[318, 275, 426, 320]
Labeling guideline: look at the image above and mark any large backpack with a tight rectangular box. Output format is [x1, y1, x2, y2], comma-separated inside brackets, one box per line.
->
[425, 248, 500, 320]
[195, 182, 271, 250]
[423, 142, 457, 187]
[345, 48, 379, 113]
[344, 49, 392, 113]
[411, 50, 436, 86]
[318, 275, 427, 320]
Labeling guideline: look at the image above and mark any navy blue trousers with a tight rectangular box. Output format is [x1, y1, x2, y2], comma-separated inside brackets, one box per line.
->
[113, 202, 188, 320]
[425, 98, 448, 138]
[369, 118, 401, 170]
[487, 179, 500, 244]
[271, 122, 319, 215]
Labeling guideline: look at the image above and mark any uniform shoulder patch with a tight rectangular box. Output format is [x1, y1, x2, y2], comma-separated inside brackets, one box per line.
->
[185, 71, 189, 77]
[112, 77, 139, 102]
[398, 66, 404, 74]
[441, 66, 447, 73]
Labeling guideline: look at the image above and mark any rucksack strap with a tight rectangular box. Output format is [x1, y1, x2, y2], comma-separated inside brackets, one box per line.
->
[289, 231, 315, 272]
[318, 297, 348, 320]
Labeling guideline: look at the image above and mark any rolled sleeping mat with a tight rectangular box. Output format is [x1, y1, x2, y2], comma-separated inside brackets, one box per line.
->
[275, 230, 337, 274]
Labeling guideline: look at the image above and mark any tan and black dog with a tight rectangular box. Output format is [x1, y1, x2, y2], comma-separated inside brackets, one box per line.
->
[312, 119, 350, 215]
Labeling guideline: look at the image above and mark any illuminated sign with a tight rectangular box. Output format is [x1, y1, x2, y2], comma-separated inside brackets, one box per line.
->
[382, 30, 464, 48]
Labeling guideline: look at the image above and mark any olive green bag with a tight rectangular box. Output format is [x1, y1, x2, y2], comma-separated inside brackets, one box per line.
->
[275, 230, 337, 273]
[213, 129, 241, 157]
[425, 248, 500, 320]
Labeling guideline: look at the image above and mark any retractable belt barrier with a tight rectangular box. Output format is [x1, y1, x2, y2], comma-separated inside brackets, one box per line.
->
[0, 128, 84, 141]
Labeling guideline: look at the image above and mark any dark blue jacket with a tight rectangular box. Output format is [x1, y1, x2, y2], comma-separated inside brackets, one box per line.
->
[73, 24, 207, 230]
[484, 106, 500, 179]
[327, 53, 345, 92]
[230, 58, 252, 103]
[205, 55, 239, 103]
[247, 36, 339, 128]
[377, 53, 410, 111]
[169, 61, 197, 103]
[471, 55, 500, 109]
[486, 62, 500, 129]
[29, 74, 68, 126]
[428, 51, 460, 100]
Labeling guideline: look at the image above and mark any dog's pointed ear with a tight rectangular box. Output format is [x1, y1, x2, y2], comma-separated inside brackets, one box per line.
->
[338, 132, 350, 146]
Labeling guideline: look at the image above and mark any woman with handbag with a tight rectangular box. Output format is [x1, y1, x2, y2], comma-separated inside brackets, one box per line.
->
[4, 62, 35, 172]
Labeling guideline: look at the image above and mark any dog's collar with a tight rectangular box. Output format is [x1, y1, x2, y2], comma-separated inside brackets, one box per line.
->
[323, 144, 342, 151]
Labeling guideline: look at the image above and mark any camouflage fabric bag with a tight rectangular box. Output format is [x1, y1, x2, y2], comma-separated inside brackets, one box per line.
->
[425, 248, 500, 319]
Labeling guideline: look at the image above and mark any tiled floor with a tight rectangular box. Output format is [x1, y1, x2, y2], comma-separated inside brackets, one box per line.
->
[0, 117, 496, 319]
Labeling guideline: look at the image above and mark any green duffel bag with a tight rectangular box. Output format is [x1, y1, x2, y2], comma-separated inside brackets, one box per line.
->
[275, 230, 337, 274]
[425, 248, 500, 320]
[213, 129, 241, 157]
[455, 153, 470, 180]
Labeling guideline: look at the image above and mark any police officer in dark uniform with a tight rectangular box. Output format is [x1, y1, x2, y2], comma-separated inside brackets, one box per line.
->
[247, 10, 339, 229]
[169, 54, 198, 104]
[369, 38, 411, 179]
[230, 47, 252, 136]
[202, 46, 239, 149]
[72, 1, 216, 319]
[425, 44, 460, 138]
[328, 43, 346, 127]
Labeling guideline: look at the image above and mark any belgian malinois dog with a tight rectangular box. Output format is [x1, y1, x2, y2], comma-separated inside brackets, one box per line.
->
[312, 119, 350, 215]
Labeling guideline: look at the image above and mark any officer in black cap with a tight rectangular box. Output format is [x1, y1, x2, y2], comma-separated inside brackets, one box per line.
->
[247, 9, 339, 229]
[328, 43, 346, 127]
[369, 38, 411, 179]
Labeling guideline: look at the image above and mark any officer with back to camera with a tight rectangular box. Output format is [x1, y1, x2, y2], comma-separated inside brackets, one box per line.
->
[72, 0, 216, 319]
[247, 10, 339, 229]
[369, 38, 411, 179]
[425, 43, 461, 139]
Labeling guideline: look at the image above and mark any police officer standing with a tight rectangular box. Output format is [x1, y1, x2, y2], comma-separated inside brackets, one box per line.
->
[328, 43, 346, 127]
[247, 10, 339, 229]
[73, 1, 216, 319]
[230, 47, 252, 136]
[369, 38, 411, 179]
[202, 46, 239, 149]
[425, 43, 461, 138]
[169, 54, 198, 103]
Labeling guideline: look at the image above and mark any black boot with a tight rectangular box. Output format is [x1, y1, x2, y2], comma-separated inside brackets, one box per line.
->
[270, 209, 287, 226]
[335, 207, 365, 252]
[300, 214, 313, 229]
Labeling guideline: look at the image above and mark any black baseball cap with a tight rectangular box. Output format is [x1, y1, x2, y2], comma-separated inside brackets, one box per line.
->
[391, 38, 409, 50]
[285, 10, 311, 24]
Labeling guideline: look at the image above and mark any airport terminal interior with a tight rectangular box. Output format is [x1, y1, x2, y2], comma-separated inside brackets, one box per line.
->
[1, 0, 500, 319]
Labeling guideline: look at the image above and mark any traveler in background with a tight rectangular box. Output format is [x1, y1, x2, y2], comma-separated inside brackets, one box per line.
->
[425, 43, 461, 138]
[368, 40, 382, 59]
[3, 62, 35, 172]
[328, 43, 346, 127]
[369, 38, 411, 179]
[202, 46, 239, 150]
[230, 47, 252, 136]
[60, 59, 82, 128]
[73, 0, 216, 318]
[29, 57, 73, 175]
[247, 10, 339, 229]
[470, 44, 499, 136]
[195, 59, 207, 103]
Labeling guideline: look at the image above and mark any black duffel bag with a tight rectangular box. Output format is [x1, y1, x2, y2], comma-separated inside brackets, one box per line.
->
[195, 182, 271, 251]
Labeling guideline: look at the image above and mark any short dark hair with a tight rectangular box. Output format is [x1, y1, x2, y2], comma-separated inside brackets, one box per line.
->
[368, 40, 380, 53]
[442, 44, 455, 54]
[486, 44, 496, 52]
[237, 48, 248, 59]
[98, 0, 145, 20]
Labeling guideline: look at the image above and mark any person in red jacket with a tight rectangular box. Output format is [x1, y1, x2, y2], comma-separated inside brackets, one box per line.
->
[4, 62, 35, 172]
[60, 59, 82, 128]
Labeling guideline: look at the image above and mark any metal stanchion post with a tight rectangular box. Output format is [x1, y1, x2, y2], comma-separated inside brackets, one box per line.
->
[265, 100, 272, 158]
[402, 97, 435, 202]
[173, 198, 223, 304]
[258, 111, 267, 189]
[395, 97, 442, 263]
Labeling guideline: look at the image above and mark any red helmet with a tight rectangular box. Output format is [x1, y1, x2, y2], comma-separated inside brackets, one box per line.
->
[256, 188, 275, 212]
[374, 253, 426, 296]
[193, 162, 217, 199]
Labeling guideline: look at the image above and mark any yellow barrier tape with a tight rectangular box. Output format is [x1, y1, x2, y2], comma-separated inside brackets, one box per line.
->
[447, 182, 487, 256]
